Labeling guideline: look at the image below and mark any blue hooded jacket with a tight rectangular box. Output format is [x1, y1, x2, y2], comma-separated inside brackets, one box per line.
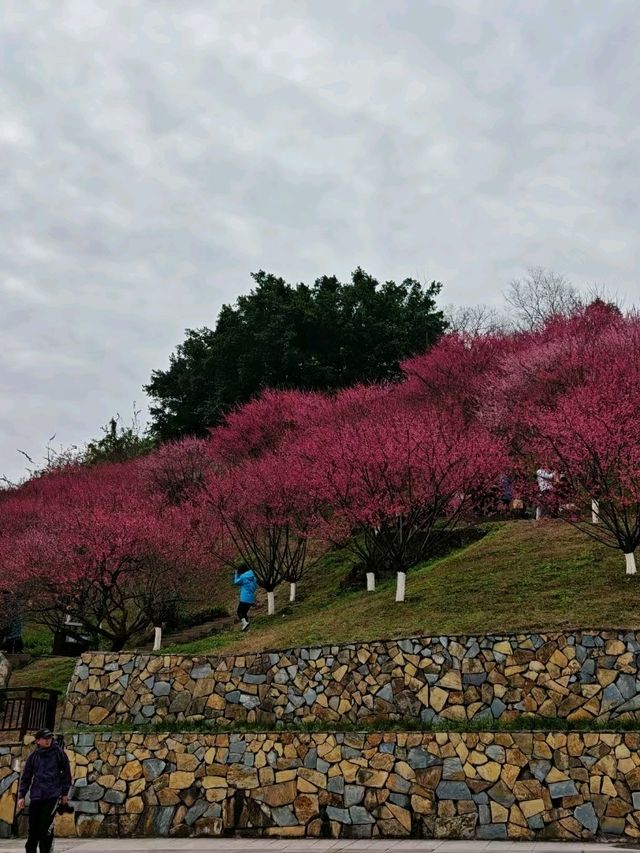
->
[233, 568, 257, 604]
[19, 743, 71, 802]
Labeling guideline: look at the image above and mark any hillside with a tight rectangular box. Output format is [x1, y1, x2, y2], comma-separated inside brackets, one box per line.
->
[11, 519, 639, 696]
[164, 519, 640, 656]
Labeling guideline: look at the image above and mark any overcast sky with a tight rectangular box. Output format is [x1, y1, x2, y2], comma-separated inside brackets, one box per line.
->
[1, 1, 639, 482]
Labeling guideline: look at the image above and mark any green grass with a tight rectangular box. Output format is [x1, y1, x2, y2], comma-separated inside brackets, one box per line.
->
[9, 657, 76, 694]
[66, 715, 640, 736]
[164, 520, 640, 657]
[22, 623, 54, 656]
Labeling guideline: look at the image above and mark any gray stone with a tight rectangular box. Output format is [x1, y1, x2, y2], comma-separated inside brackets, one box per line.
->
[303, 748, 317, 768]
[118, 674, 129, 689]
[485, 745, 505, 762]
[476, 823, 507, 840]
[463, 672, 487, 685]
[616, 695, 640, 713]
[73, 801, 99, 814]
[141, 704, 155, 717]
[327, 776, 344, 794]
[443, 757, 463, 779]
[389, 793, 409, 807]
[490, 698, 506, 717]
[271, 805, 297, 827]
[602, 683, 624, 712]
[104, 789, 126, 804]
[344, 785, 365, 807]
[531, 759, 551, 782]
[349, 806, 375, 825]
[74, 783, 104, 801]
[75, 664, 89, 680]
[243, 673, 267, 684]
[316, 758, 330, 774]
[527, 813, 544, 830]
[303, 688, 317, 706]
[574, 802, 598, 833]
[327, 806, 351, 824]
[191, 663, 213, 679]
[549, 780, 578, 798]
[376, 683, 394, 703]
[142, 758, 166, 780]
[478, 804, 491, 824]
[633, 792, 640, 810]
[225, 691, 241, 704]
[153, 681, 170, 697]
[436, 781, 472, 800]
[379, 742, 395, 754]
[409, 747, 440, 768]
[153, 806, 175, 835]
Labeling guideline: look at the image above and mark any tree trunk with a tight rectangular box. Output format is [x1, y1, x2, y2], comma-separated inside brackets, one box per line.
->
[366, 572, 376, 592]
[535, 505, 542, 521]
[153, 626, 162, 651]
[289, 582, 296, 603]
[395, 571, 406, 603]
[625, 552, 637, 576]
[591, 499, 599, 524]
[267, 591, 275, 615]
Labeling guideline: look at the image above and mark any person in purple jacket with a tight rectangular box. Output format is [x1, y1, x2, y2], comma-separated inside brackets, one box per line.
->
[17, 727, 72, 853]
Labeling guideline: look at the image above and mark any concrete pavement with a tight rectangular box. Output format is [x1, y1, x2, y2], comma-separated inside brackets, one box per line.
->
[0, 841, 635, 852]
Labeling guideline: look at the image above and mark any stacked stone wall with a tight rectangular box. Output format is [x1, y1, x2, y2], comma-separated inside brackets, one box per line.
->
[65, 630, 640, 727]
[3, 731, 640, 839]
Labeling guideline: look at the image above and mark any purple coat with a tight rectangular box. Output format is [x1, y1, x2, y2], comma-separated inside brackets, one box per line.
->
[19, 744, 71, 802]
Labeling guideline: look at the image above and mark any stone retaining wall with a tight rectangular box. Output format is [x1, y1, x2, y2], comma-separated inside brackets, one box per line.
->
[4, 731, 640, 839]
[64, 630, 640, 727]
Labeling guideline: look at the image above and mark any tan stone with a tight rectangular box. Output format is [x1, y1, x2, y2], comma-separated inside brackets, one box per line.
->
[357, 768, 388, 788]
[88, 706, 109, 725]
[430, 687, 448, 713]
[129, 779, 146, 797]
[202, 776, 227, 788]
[228, 766, 259, 789]
[298, 768, 327, 789]
[491, 802, 509, 823]
[176, 753, 198, 772]
[520, 799, 545, 818]
[294, 793, 319, 823]
[477, 761, 501, 782]
[253, 780, 297, 807]
[125, 796, 144, 814]
[411, 793, 434, 815]
[169, 771, 195, 789]
[206, 693, 225, 710]
[439, 670, 462, 691]
[387, 803, 412, 831]
[120, 760, 143, 781]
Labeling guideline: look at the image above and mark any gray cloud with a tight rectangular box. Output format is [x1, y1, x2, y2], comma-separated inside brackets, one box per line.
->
[1, 0, 639, 480]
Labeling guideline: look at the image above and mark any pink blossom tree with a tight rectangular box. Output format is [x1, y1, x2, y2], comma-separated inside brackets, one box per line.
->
[2, 463, 197, 650]
[297, 386, 504, 600]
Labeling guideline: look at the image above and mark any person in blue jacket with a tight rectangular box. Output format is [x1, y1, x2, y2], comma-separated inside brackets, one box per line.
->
[233, 564, 257, 631]
[18, 727, 72, 853]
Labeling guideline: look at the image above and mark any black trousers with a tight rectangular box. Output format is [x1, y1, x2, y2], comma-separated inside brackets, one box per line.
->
[26, 798, 57, 853]
[237, 601, 252, 620]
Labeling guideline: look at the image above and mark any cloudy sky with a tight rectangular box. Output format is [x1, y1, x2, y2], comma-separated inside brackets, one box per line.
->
[1, 1, 639, 482]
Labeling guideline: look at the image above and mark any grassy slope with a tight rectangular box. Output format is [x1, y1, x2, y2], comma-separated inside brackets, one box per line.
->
[11, 520, 639, 694]
[8, 657, 77, 694]
[165, 520, 640, 656]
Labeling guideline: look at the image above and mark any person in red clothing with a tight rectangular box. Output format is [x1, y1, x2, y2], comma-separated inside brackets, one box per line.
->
[17, 728, 72, 853]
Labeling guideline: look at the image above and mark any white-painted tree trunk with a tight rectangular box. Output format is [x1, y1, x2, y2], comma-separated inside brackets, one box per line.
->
[625, 552, 637, 575]
[591, 499, 600, 524]
[289, 582, 296, 602]
[535, 505, 542, 521]
[267, 591, 275, 615]
[366, 572, 376, 592]
[395, 571, 406, 603]
[153, 626, 162, 651]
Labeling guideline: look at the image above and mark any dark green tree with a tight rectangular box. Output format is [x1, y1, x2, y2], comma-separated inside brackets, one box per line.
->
[145, 268, 446, 439]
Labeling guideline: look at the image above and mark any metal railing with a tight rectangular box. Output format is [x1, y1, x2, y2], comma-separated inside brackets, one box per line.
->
[0, 688, 59, 739]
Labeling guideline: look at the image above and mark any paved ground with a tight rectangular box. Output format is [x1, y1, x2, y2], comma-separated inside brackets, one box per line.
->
[0, 841, 635, 852]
